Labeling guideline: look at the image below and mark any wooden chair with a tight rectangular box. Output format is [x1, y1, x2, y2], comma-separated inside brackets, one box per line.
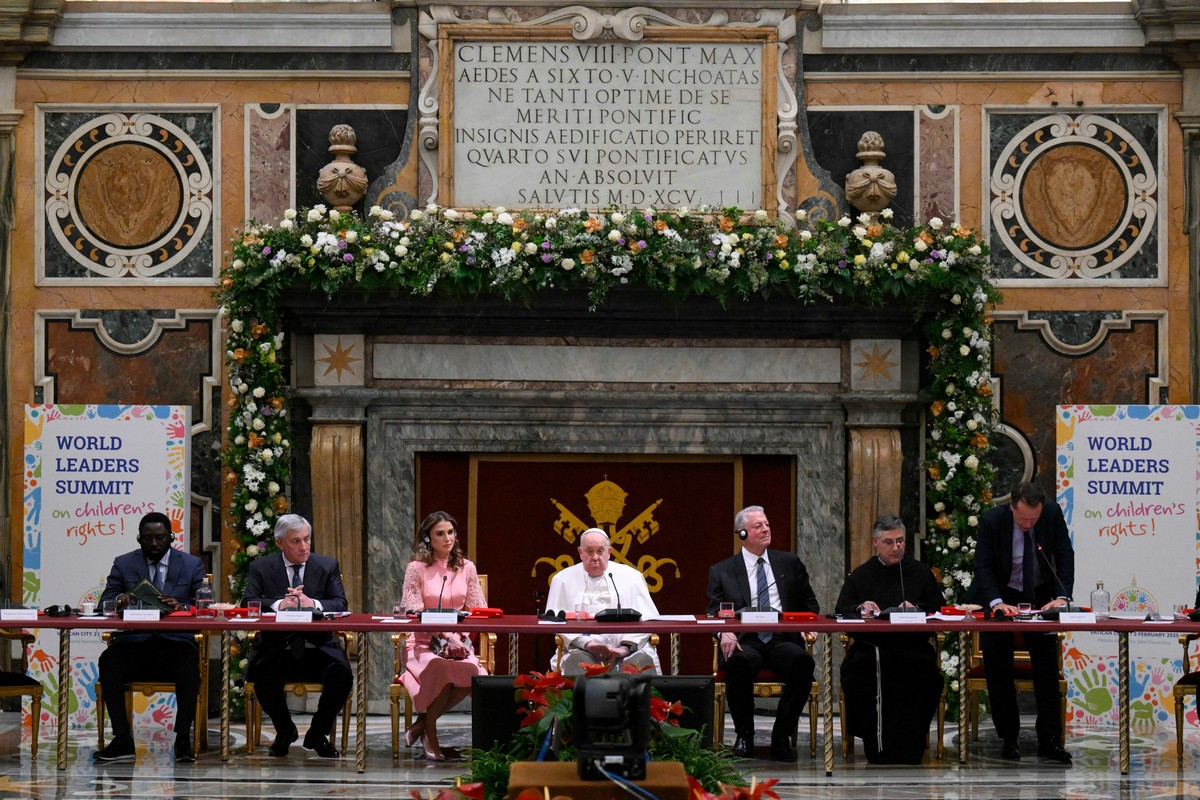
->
[243, 630, 354, 754]
[837, 631, 946, 760]
[96, 630, 209, 758]
[1172, 633, 1199, 759]
[711, 637, 819, 756]
[553, 633, 661, 672]
[0, 630, 43, 757]
[390, 574, 495, 759]
[964, 629, 1067, 741]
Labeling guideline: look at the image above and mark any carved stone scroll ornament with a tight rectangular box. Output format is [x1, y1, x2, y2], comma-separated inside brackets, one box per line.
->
[416, 5, 799, 220]
[844, 131, 897, 216]
[317, 124, 369, 213]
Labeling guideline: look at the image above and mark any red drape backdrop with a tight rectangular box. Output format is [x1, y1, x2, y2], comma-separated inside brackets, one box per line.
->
[417, 453, 794, 675]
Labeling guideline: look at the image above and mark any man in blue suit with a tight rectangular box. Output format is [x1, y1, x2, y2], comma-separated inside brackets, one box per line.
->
[971, 481, 1074, 763]
[94, 511, 207, 763]
[243, 514, 351, 758]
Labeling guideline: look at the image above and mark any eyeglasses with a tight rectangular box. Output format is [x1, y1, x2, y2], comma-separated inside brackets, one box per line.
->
[878, 537, 905, 548]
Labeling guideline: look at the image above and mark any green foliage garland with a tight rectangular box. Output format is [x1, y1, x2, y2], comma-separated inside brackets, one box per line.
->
[215, 203, 1001, 703]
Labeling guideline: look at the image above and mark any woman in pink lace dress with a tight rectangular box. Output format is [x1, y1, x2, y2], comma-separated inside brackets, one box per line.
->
[399, 511, 487, 760]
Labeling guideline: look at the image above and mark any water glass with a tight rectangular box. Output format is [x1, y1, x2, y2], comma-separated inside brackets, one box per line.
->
[718, 602, 735, 619]
[393, 602, 405, 619]
[195, 598, 215, 619]
[574, 602, 589, 620]
[247, 600, 262, 619]
[1174, 603, 1188, 620]
[102, 600, 117, 617]
[1017, 602, 1033, 616]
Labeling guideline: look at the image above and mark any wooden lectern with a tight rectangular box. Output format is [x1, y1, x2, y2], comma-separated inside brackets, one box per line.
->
[506, 761, 689, 800]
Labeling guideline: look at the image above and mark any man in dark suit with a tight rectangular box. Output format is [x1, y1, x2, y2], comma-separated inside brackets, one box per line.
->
[706, 505, 819, 761]
[94, 511, 207, 763]
[243, 513, 351, 758]
[970, 481, 1073, 763]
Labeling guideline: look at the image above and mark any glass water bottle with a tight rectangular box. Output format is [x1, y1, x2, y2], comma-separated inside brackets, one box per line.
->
[1090, 580, 1110, 619]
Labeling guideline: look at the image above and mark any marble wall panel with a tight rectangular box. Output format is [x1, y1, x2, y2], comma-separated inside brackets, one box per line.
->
[247, 104, 292, 224]
[991, 311, 1162, 498]
[919, 106, 956, 223]
[40, 108, 217, 283]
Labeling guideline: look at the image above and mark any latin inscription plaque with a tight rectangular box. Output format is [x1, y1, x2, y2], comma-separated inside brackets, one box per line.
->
[449, 39, 769, 209]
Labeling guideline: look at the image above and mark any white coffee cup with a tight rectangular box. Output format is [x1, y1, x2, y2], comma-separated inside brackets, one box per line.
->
[81, 601, 96, 616]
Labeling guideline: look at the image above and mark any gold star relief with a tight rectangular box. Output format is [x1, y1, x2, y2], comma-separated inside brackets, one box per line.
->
[316, 337, 362, 382]
[855, 342, 897, 384]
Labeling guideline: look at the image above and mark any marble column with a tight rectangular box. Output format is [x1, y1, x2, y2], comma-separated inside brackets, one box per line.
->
[0, 66, 21, 604]
[842, 399, 913, 569]
[310, 420, 365, 613]
[1180, 71, 1200, 400]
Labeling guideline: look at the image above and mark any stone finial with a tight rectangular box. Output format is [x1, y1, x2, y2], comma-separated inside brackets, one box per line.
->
[844, 131, 897, 216]
[316, 124, 369, 213]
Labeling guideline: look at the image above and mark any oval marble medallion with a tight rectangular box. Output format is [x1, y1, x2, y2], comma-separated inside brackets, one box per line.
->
[75, 142, 182, 248]
[1019, 143, 1125, 251]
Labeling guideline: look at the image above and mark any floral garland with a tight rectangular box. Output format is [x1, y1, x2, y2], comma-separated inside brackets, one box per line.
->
[216, 202, 1000, 694]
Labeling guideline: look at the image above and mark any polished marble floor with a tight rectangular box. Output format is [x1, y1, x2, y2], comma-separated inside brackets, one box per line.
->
[1, 710, 1199, 799]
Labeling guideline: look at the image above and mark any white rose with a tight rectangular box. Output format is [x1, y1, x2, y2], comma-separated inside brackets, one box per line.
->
[607, 230, 621, 242]
[252, 386, 266, 398]
[261, 450, 273, 463]
[799, 230, 812, 241]
[935, 481, 947, 492]
[947, 537, 960, 550]
[945, 383, 956, 395]
[230, 319, 244, 333]
[853, 226, 867, 239]
[307, 209, 322, 222]
[329, 210, 341, 222]
[345, 230, 358, 244]
[967, 419, 978, 431]
[678, 206, 690, 216]
[523, 242, 537, 255]
[959, 345, 971, 356]
[252, 418, 266, 431]
[796, 209, 807, 221]
[545, 217, 557, 229]
[962, 327, 974, 337]
[967, 516, 979, 527]
[279, 219, 294, 230]
[611, 212, 624, 224]
[268, 481, 280, 495]
[300, 234, 313, 247]
[857, 213, 872, 225]
[951, 294, 962, 305]
[395, 245, 408, 257]
[561, 258, 575, 270]
[964, 455, 979, 470]
[481, 212, 494, 224]
[284, 209, 297, 220]
[753, 209, 768, 222]
[929, 217, 944, 230]
[410, 210, 424, 221]
[969, 245, 982, 256]
[246, 544, 259, 558]
[245, 499, 258, 512]
[444, 208, 459, 221]
[934, 502, 945, 512]
[942, 329, 952, 340]
[837, 217, 851, 228]
[881, 208, 893, 219]
[234, 435, 245, 446]
[914, 240, 928, 252]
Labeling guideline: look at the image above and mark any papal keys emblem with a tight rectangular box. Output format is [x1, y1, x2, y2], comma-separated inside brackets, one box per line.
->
[533, 477, 679, 593]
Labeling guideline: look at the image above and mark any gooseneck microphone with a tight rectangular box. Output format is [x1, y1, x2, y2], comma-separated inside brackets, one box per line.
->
[1036, 544, 1074, 612]
[594, 572, 642, 622]
[609, 573, 622, 613]
[437, 575, 447, 612]
[880, 558, 910, 616]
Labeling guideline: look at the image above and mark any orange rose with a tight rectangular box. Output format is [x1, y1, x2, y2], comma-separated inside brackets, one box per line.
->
[930, 400, 945, 416]
[928, 464, 941, 480]
[274, 495, 289, 513]
[227, 396, 239, 409]
[580, 249, 595, 264]
[232, 348, 247, 363]
[866, 224, 883, 239]
[935, 513, 952, 530]
[222, 278, 234, 288]
[774, 234, 790, 249]
[718, 217, 735, 233]
[654, 220, 668, 232]
[981, 489, 994, 504]
[918, 231, 934, 245]
[512, 218, 529, 233]
[251, 323, 269, 339]
[241, 235, 260, 247]
[927, 346, 940, 358]
[583, 217, 605, 234]
[247, 433, 266, 449]
[971, 433, 989, 448]
[977, 383, 993, 397]
[269, 397, 285, 409]
[225, 470, 238, 485]
[954, 226, 971, 238]
[451, 226, 467, 243]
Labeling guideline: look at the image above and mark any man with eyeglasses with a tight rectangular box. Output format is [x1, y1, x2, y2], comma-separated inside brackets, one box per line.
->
[544, 528, 661, 675]
[94, 511, 207, 764]
[970, 481, 1073, 763]
[834, 514, 943, 763]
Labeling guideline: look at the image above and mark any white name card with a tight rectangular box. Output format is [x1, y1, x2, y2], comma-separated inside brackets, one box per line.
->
[123, 609, 160, 621]
[888, 612, 928, 624]
[421, 611, 460, 625]
[740, 611, 779, 625]
[0, 609, 38, 621]
[276, 610, 314, 623]
[1059, 612, 1097, 624]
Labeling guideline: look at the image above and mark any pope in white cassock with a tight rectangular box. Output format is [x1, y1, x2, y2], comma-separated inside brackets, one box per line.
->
[544, 528, 661, 675]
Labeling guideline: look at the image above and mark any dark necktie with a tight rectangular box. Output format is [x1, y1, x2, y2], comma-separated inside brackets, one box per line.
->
[290, 564, 303, 589]
[152, 562, 164, 592]
[288, 564, 306, 659]
[755, 558, 772, 643]
[1022, 530, 1036, 602]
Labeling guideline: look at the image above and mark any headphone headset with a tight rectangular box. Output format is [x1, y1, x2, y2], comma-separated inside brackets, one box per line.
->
[421, 529, 432, 546]
[45, 604, 76, 617]
[737, 529, 748, 540]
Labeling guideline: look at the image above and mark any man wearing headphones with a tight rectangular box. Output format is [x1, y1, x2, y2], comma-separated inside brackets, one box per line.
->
[706, 505, 819, 761]
[243, 514, 351, 758]
[94, 511, 207, 763]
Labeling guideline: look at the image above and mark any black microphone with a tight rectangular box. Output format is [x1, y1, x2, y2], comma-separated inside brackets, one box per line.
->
[437, 575, 447, 612]
[593, 572, 641, 622]
[880, 558, 913, 617]
[744, 578, 777, 613]
[1036, 545, 1074, 612]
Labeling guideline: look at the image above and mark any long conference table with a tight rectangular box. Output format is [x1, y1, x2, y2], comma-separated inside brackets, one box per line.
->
[7, 613, 1199, 775]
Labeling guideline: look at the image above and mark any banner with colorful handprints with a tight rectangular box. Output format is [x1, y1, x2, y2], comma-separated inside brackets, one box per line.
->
[1057, 404, 1200, 733]
[22, 404, 190, 738]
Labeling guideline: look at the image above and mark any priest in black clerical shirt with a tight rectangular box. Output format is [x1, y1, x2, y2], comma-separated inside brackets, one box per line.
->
[834, 514, 944, 764]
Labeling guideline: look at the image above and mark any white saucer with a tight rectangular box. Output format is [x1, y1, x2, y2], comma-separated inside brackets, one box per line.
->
[78, 613, 103, 618]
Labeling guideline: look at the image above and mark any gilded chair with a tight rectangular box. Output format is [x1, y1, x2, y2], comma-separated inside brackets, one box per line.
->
[553, 633, 661, 672]
[0, 630, 43, 757]
[243, 631, 354, 754]
[390, 574, 495, 759]
[965, 629, 1067, 741]
[1172, 633, 1199, 759]
[837, 631, 946, 760]
[711, 637, 820, 756]
[96, 630, 209, 758]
